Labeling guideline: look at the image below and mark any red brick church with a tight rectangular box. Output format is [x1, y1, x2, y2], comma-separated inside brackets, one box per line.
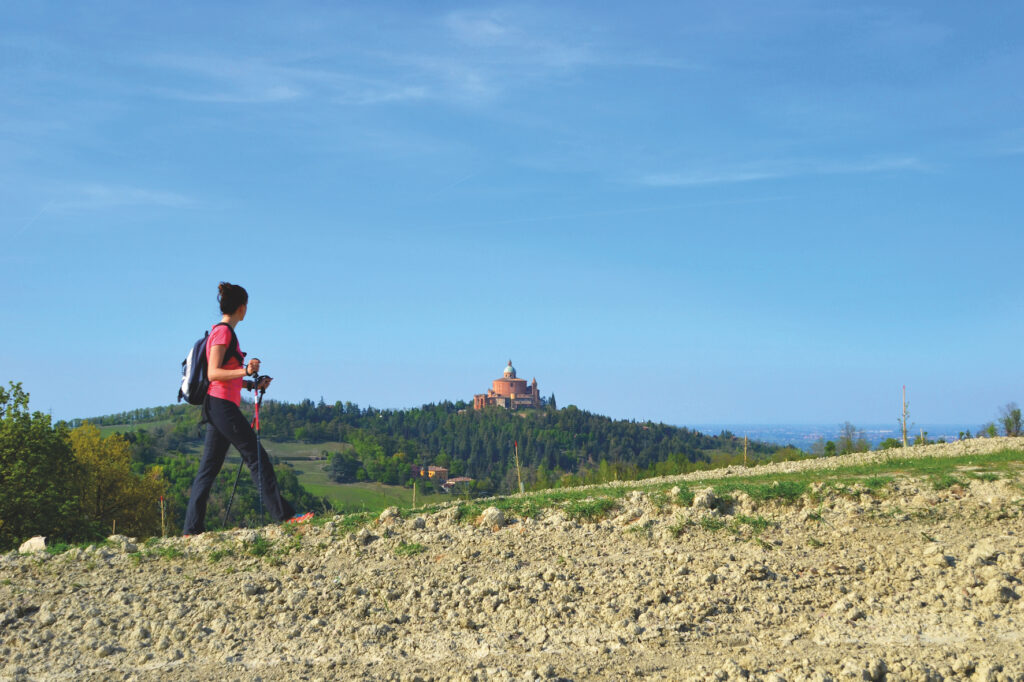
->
[473, 361, 542, 410]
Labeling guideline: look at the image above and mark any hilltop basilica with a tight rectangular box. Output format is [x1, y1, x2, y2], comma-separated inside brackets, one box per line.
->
[473, 361, 542, 411]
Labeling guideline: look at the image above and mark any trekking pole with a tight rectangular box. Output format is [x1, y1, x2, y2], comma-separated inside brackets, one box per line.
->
[253, 372, 266, 525]
[222, 458, 246, 528]
[223, 373, 267, 528]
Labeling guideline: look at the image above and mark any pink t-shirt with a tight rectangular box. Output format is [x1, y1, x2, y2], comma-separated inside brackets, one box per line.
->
[206, 324, 246, 405]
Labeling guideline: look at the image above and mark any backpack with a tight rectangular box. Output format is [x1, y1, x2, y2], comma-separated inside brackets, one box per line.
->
[178, 323, 243, 405]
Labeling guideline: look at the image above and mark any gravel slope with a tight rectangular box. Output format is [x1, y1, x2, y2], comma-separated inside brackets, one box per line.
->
[2, 438, 1023, 681]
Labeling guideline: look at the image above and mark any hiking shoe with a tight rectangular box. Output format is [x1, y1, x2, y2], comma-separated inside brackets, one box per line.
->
[285, 512, 313, 525]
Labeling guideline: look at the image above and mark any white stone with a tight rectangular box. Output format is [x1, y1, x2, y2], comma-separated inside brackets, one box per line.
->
[480, 507, 505, 528]
[18, 536, 46, 553]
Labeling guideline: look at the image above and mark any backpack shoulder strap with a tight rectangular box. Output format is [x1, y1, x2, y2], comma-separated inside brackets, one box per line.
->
[211, 322, 244, 367]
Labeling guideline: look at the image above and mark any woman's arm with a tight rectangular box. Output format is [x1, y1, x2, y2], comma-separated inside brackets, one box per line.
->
[208, 344, 257, 382]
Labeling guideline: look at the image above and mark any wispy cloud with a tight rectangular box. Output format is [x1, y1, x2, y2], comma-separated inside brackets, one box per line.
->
[6, 184, 194, 242]
[51, 184, 195, 211]
[382, 9, 695, 105]
[143, 54, 311, 104]
[143, 53, 429, 106]
[638, 156, 926, 187]
[123, 8, 691, 110]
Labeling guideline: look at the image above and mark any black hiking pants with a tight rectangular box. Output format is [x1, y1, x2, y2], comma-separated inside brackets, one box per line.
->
[183, 396, 294, 534]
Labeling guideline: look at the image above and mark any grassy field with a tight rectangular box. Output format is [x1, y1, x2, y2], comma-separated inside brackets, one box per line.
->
[94, 424, 444, 514]
[96, 420, 176, 438]
[287, 457, 449, 512]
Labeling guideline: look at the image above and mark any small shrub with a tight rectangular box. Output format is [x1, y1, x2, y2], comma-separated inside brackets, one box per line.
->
[807, 537, 824, 548]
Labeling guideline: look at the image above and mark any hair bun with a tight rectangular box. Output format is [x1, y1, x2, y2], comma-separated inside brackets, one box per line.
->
[217, 281, 248, 314]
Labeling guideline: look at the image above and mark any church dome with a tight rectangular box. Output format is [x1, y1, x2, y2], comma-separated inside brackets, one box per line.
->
[503, 361, 516, 378]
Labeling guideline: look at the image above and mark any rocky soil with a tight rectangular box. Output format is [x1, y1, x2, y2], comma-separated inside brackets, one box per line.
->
[2, 439, 1023, 681]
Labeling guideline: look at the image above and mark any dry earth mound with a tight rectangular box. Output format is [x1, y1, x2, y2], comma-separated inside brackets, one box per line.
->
[2, 439, 1023, 681]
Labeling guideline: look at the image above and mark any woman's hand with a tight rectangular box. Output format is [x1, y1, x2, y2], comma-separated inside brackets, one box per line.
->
[246, 358, 261, 376]
[256, 376, 273, 391]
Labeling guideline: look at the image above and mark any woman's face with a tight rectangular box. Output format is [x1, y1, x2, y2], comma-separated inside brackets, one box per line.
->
[238, 302, 247, 320]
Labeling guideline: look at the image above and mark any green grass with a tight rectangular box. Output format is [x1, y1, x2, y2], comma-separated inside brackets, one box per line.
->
[564, 497, 618, 522]
[246, 534, 272, 557]
[664, 449, 1024, 509]
[334, 512, 375, 535]
[96, 419, 176, 437]
[285, 461, 448, 513]
[731, 514, 771, 535]
[438, 486, 631, 525]
[311, 448, 1023, 544]
[394, 542, 426, 557]
[202, 438, 447, 514]
[713, 480, 808, 503]
[862, 476, 894, 491]
[625, 520, 655, 539]
[965, 471, 1001, 482]
[259, 440, 351, 459]
[149, 545, 182, 560]
[669, 517, 693, 537]
[700, 517, 726, 532]
[930, 473, 965, 490]
[209, 548, 235, 563]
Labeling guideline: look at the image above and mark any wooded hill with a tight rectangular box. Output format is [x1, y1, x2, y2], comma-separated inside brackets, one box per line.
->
[79, 399, 793, 494]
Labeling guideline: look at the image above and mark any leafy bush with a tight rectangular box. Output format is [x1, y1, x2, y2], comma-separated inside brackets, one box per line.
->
[1, 382, 90, 550]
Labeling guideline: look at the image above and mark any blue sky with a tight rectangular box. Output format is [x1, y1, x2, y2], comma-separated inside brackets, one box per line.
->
[2, 2, 1022, 426]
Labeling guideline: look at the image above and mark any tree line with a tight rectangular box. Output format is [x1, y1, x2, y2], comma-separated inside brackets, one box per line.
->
[248, 399, 792, 493]
[1, 383, 165, 551]
[82, 396, 793, 497]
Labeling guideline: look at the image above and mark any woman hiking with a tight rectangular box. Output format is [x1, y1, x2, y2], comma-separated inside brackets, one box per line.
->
[183, 282, 312, 535]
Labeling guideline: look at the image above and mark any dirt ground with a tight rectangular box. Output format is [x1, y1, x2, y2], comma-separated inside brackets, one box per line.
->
[2, 440, 1022, 681]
